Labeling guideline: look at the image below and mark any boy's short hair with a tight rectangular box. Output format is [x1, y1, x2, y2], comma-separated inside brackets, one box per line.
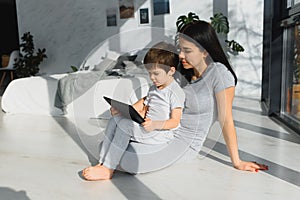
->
[143, 42, 179, 72]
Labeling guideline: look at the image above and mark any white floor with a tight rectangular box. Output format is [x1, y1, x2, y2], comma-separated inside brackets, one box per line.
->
[0, 96, 299, 200]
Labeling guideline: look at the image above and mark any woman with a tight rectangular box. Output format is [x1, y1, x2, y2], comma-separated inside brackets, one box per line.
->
[176, 20, 264, 171]
[82, 21, 268, 180]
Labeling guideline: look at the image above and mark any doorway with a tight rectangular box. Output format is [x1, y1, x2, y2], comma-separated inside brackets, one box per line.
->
[0, 0, 19, 65]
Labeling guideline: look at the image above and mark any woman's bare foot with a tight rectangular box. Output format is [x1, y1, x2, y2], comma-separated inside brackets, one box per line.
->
[82, 164, 114, 180]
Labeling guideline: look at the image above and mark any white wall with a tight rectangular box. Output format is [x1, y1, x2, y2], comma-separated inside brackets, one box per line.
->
[15, 0, 263, 97]
[228, 0, 264, 97]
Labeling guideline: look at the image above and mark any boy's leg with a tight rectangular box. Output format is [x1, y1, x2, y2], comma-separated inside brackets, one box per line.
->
[101, 118, 133, 169]
[82, 118, 133, 180]
[101, 119, 171, 168]
[99, 116, 123, 163]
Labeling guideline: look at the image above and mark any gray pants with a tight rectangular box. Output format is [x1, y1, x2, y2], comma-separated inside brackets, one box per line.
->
[99, 116, 199, 173]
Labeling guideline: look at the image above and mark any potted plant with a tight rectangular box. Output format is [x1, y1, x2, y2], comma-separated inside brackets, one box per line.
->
[176, 12, 244, 54]
[14, 32, 47, 78]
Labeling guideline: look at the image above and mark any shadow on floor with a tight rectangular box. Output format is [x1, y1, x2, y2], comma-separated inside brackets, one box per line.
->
[54, 116, 162, 200]
[203, 138, 300, 187]
[0, 187, 31, 200]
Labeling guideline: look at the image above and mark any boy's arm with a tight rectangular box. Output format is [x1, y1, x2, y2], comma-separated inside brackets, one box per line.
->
[161, 107, 183, 129]
[132, 96, 147, 118]
[143, 107, 183, 131]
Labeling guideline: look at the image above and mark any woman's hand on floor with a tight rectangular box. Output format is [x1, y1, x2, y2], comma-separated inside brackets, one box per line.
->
[234, 160, 269, 172]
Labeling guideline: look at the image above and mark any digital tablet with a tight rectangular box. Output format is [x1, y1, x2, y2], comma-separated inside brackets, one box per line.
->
[103, 96, 145, 124]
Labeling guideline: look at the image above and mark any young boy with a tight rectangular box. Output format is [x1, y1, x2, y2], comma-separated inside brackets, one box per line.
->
[82, 41, 185, 180]
[114, 41, 185, 143]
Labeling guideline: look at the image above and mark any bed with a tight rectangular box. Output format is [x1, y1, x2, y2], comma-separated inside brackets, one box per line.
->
[1, 49, 151, 120]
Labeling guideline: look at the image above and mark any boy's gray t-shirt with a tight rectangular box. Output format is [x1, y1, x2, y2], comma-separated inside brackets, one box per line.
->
[144, 80, 185, 121]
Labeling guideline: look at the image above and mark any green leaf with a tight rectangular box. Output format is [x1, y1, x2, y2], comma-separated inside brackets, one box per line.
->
[225, 40, 245, 52]
[210, 13, 229, 34]
[70, 65, 78, 72]
[176, 12, 200, 32]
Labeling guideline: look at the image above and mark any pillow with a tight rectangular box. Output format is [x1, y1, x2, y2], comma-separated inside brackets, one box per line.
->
[123, 61, 148, 76]
[123, 60, 138, 71]
[135, 48, 149, 63]
[124, 54, 138, 61]
[111, 54, 137, 70]
[93, 58, 117, 72]
[105, 50, 121, 60]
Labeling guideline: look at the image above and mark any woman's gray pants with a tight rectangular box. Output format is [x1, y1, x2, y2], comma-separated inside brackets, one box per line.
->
[99, 116, 199, 174]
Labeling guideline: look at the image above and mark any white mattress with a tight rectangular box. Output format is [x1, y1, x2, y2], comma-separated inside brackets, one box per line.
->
[65, 76, 150, 119]
[1, 74, 149, 119]
[1, 74, 66, 116]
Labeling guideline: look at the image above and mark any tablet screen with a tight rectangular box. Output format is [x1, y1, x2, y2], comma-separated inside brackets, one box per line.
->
[103, 96, 145, 124]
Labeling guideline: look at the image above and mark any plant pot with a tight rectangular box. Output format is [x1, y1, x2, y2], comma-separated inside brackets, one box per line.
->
[1, 55, 9, 67]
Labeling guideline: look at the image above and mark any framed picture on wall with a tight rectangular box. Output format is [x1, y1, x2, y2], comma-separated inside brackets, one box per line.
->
[106, 8, 117, 26]
[119, 0, 135, 19]
[139, 8, 149, 24]
[153, 0, 170, 15]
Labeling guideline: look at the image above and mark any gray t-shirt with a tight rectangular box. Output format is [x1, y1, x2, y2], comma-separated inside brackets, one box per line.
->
[174, 62, 235, 151]
[144, 80, 185, 122]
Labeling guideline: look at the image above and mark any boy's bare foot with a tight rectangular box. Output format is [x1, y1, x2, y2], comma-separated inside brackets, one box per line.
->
[82, 164, 114, 180]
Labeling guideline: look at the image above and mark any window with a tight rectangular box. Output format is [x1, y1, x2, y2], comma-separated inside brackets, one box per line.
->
[281, 21, 300, 124]
[295, 0, 300, 5]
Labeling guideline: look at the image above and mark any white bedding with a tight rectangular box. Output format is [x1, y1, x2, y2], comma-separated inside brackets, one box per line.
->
[1, 74, 66, 116]
[1, 74, 149, 119]
[1, 44, 151, 118]
[65, 76, 149, 119]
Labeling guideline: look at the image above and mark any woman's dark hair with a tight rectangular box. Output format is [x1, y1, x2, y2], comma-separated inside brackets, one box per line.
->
[177, 62, 194, 83]
[143, 41, 179, 72]
[179, 20, 237, 85]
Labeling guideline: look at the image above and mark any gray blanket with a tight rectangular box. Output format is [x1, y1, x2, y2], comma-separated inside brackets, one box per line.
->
[54, 61, 149, 113]
[54, 71, 105, 113]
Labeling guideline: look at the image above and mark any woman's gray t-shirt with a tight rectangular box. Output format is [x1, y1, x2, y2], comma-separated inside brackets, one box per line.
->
[174, 62, 235, 151]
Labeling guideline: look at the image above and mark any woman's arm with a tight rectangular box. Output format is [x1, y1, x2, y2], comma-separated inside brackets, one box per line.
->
[216, 87, 268, 172]
[142, 108, 183, 132]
